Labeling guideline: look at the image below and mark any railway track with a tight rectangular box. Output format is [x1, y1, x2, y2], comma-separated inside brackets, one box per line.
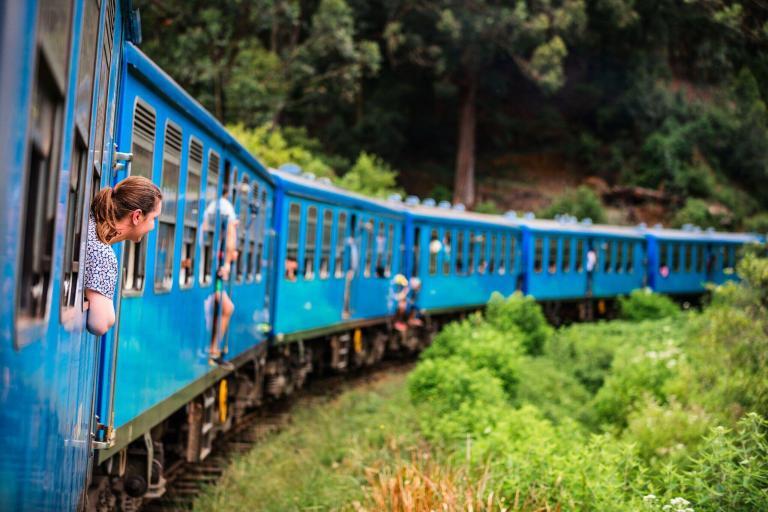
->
[143, 360, 415, 511]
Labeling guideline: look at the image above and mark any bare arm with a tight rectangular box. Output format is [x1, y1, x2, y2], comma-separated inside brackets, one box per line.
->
[85, 288, 116, 336]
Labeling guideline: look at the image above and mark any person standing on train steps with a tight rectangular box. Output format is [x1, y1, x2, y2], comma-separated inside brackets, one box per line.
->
[586, 243, 597, 296]
[85, 176, 163, 336]
[202, 182, 239, 367]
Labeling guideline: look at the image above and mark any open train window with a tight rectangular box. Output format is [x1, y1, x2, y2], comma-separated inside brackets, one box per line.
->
[386, 223, 394, 277]
[180, 138, 203, 289]
[428, 229, 439, 276]
[489, 234, 496, 274]
[286, 203, 300, 280]
[235, 174, 249, 283]
[548, 238, 558, 274]
[456, 231, 465, 275]
[696, 246, 705, 273]
[615, 242, 623, 273]
[534, 238, 543, 273]
[562, 238, 571, 273]
[375, 221, 386, 278]
[61, 0, 99, 319]
[123, 100, 156, 294]
[601, 241, 611, 273]
[364, 219, 374, 278]
[672, 243, 681, 273]
[684, 244, 693, 273]
[575, 239, 584, 272]
[334, 212, 347, 278]
[256, 188, 268, 280]
[319, 210, 332, 279]
[477, 233, 487, 274]
[443, 231, 453, 275]
[200, 150, 219, 286]
[626, 243, 635, 273]
[659, 243, 669, 272]
[304, 206, 317, 280]
[498, 235, 507, 275]
[246, 183, 260, 283]
[17, 1, 74, 336]
[510, 236, 517, 272]
[154, 122, 182, 292]
[727, 246, 736, 270]
[412, 227, 421, 277]
[466, 231, 475, 275]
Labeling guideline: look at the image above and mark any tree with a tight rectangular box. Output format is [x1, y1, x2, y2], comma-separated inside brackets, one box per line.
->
[382, 0, 586, 206]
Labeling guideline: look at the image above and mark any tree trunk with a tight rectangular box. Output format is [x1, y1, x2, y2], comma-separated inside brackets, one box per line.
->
[453, 73, 477, 207]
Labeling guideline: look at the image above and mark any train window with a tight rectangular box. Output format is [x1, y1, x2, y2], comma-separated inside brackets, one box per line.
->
[659, 243, 669, 272]
[413, 227, 421, 277]
[429, 229, 439, 276]
[615, 242, 623, 273]
[626, 243, 635, 273]
[123, 100, 156, 294]
[386, 224, 394, 277]
[334, 212, 347, 278]
[456, 231, 465, 275]
[477, 233, 487, 274]
[510, 236, 517, 272]
[441, 231, 452, 275]
[320, 210, 332, 279]
[17, 1, 74, 332]
[467, 231, 475, 275]
[245, 183, 260, 282]
[92, 0, 116, 177]
[695, 246, 704, 273]
[562, 238, 571, 273]
[200, 150, 219, 286]
[548, 238, 558, 274]
[154, 122, 182, 292]
[489, 234, 496, 274]
[727, 246, 736, 270]
[499, 235, 507, 275]
[235, 174, 249, 283]
[534, 238, 543, 273]
[180, 138, 203, 289]
[603, 242, 612, 273]
[684, 244, 693, 273]
[304, 206, 318, 280]
[286, 203, 300, 280]
[575, 239, 584, 272]
[375, 222, 386, 278]
[672, 243, 681, 272]
[363, 219, 375, 278]
[255, 188, 267, 281]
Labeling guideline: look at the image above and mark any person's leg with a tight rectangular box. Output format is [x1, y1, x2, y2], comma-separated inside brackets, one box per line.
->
[218, 290, 235, 346]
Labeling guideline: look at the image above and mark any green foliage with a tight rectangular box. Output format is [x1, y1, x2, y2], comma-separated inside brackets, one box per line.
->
[336, 152, 403, 198]
[472, 200, 501, 215]
[744, 212, 768, 233]
[671, 198, 730, 229]
[228, 123, 336, 178]
[619, 288, 680, 321]
[539, 186, 607, 224]
[485, 292, 553, 355]
[515, 357, 591, 423]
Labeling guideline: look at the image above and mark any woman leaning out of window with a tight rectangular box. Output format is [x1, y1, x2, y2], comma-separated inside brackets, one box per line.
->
[84, 176, 162, 335]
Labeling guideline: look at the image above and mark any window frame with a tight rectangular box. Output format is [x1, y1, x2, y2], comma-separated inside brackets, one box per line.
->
[153, 119, 183, 293]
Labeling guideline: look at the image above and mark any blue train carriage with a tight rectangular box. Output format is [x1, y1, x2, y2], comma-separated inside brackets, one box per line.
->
[269, 168, 406, 371]
[403, 201, 523, 312]
[645, 227, 761, 295]
[0, 0, 137, 509]
[89, 43, 275, 502]
[520, 217, 646, 301]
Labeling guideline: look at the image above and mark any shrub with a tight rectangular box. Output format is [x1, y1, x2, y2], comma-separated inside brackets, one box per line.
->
[671, 198, 730, 229]
[407, 357, 508, 441]
[336, 152, 403, 198]
[485, 292, 553, 355]
[743, 212, 768, 234]
[539, 185, 607, 223]
[515, 357, 591, 423]
[619, 288, 680, 321]
[473, 200, 501, 215]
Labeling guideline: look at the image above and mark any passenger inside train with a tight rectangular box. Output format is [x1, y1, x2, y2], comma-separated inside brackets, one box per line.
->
[85, 176, 163, 336]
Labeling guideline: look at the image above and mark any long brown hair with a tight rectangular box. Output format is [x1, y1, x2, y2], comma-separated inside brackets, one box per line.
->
[91, 176, 162, 243]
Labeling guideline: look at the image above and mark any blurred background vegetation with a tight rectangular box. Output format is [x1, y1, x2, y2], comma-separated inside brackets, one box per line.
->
[139, 0, 768, 229]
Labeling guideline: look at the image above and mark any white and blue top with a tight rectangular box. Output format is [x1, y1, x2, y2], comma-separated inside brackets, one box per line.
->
[84, 214, 118, 298]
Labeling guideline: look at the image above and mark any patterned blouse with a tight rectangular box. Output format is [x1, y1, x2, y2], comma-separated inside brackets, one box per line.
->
[84, 214, 118, 298]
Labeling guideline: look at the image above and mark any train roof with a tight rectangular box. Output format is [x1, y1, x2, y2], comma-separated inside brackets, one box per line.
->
[124, 43, 273, 184]
[270, 168, 406, 217]
[644, 227, 762, 243]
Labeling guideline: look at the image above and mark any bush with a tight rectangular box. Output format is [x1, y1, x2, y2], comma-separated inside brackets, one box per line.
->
[539, 185, 607, 223]
[619, 288, 680, 321]
[485, 292, 553, 355]
[743, 212, 768, 234]
[336, 152, 403, 198]
[671, 198, 730, 229]
[515, 357, 591, 422]
[473, 200, 501, 214]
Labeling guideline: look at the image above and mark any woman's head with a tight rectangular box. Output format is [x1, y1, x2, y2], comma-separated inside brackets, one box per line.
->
[91, 176, 163, 244]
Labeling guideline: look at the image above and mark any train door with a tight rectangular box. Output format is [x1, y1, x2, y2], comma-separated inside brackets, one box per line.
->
[342, 211, 362, 319]
[89, 0, 134, 455]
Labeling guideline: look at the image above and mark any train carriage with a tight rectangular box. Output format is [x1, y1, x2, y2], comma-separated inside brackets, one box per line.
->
[94, 43, 275, 478]
[521, 220, 646, 300]
[270, 169, 406, 341]
[404, 203, 523, 312]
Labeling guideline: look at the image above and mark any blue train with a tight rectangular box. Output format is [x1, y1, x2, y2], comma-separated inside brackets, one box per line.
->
[0, 2, 761, 510]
